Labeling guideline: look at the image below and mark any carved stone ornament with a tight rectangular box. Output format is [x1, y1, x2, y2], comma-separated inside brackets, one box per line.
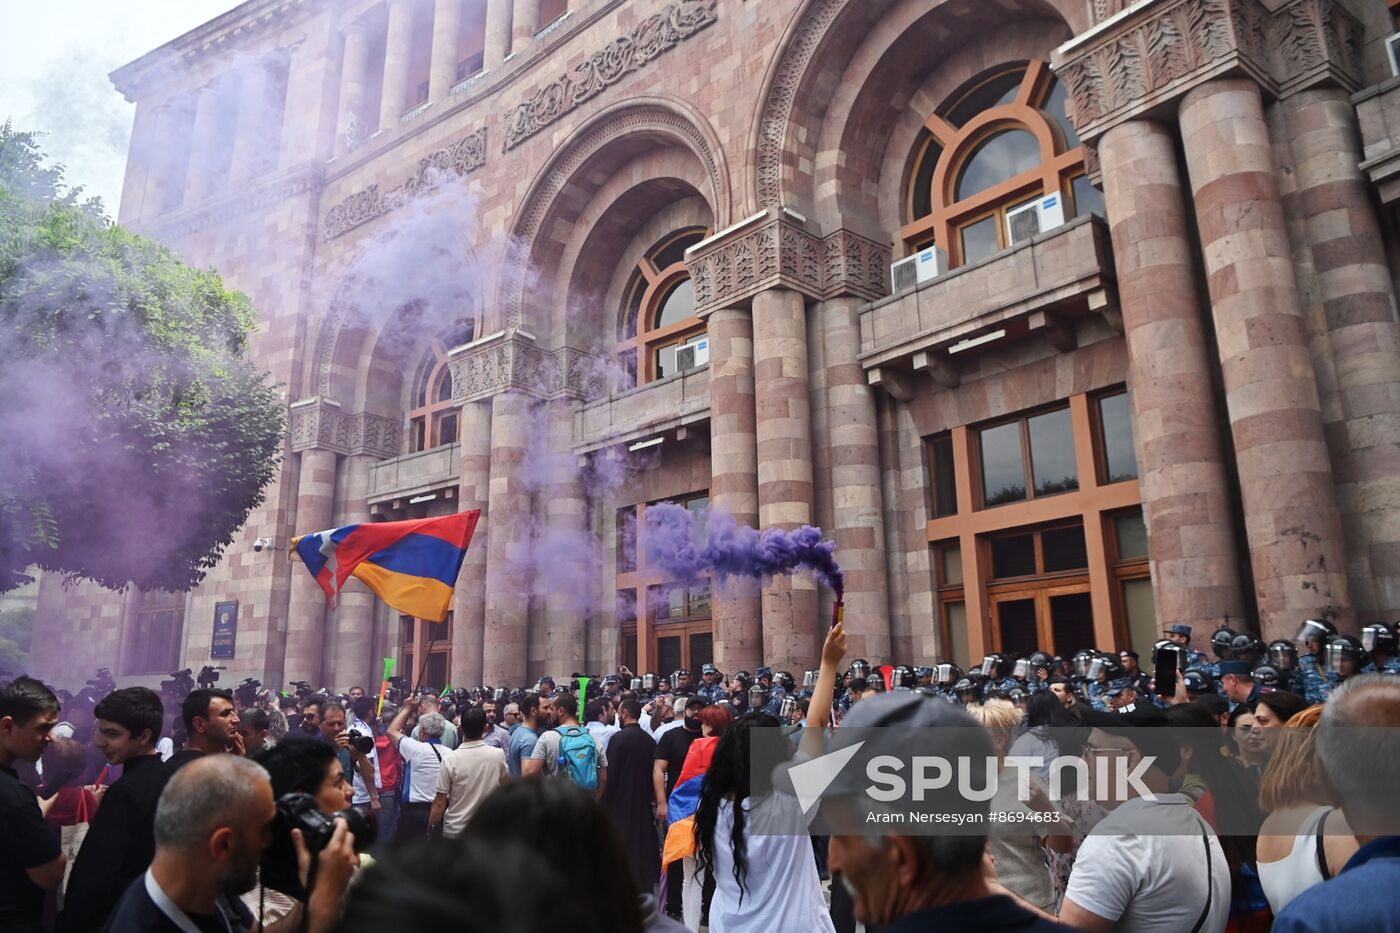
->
[288, 399, 402, 458]
[502, 0, 718, 151]
[447, 331, 607, 404]
[322, 127, 487, 240]
[684, 209, 891, 316]
[1053, 0, 1362, 145]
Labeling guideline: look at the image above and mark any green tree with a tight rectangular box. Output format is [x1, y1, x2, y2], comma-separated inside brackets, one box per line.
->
[0, 124, 283, 593]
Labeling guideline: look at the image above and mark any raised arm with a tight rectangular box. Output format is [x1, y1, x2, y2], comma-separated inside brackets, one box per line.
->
[799, 621, 847, 760]
[388, 696, 419, 744]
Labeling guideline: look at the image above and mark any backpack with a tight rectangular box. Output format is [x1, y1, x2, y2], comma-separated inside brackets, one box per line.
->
[555, 725, 600, 791]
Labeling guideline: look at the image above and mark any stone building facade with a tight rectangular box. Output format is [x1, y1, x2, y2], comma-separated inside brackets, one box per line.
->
[28, 0, 1400, 692]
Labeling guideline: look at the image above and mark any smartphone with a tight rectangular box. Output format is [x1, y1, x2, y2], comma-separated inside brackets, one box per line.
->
[1153, 645, 1179, 698]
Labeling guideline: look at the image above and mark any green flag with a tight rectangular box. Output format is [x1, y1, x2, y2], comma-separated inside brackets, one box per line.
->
[440, 682, 453, 698]
[377, 657, 396, 716]
[577, 677, 591, 722]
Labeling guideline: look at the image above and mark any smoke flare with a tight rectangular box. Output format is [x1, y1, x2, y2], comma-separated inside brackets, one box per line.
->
[643, 502, 844, 597]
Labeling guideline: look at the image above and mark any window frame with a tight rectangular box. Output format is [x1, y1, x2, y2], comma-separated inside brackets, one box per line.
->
[408, 325, 474, 453]
[901, 60, 1091, 267]
[1091, 387, 1139, 487]
[614, 228, 710, 387]
[974, 403, 1080, 509]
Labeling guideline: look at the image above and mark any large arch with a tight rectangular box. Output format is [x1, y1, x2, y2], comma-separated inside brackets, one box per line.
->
[493, 96, 731, 337]
[747, 0, 1087, 224]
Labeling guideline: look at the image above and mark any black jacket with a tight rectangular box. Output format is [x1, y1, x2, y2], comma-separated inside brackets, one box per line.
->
[57, 755, 169, 933]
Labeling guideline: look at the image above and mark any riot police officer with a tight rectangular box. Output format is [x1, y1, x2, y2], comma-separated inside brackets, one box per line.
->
[1293, 618, 1337, 703]
[1206, 626, 1238, 678]
[695, 663, 727, 703]
[1361, 623, 1400, 674]
[1164, 624, 1210, 672]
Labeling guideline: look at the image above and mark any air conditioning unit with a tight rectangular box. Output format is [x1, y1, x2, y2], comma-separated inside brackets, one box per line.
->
[890, 246, 950, 295]
[1006, 193, 1067, 247]
[674, 336, 710, 373]
[1388, 33, 1400, 78]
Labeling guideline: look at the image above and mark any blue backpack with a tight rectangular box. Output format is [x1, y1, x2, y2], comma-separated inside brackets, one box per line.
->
[555, 725, 600, 791]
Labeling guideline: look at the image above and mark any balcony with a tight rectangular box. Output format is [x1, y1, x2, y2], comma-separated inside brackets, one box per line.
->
[367, 442, 460, 508]
[859, 215, 1117, 389]
[573, 366, 711, 454]
[1356, 75, 1400, 205]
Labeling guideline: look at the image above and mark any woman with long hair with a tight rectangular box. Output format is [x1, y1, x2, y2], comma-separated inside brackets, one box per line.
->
[696, 623, 847, 932]
[665, 702, 734, 930]
[1256, 705, 1359, 914]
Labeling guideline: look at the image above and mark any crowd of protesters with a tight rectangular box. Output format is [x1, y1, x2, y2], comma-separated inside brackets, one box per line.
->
[2, 616, 1399, 932]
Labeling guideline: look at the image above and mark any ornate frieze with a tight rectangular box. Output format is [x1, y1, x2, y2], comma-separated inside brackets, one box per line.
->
[684, 209, 890, 317]
[321, 128, 487, 240]
[448, 331, 607, 403]
[501, 0, 718, 151]
[288, 399, 401, 458]
[1054, 0, 1361, 144]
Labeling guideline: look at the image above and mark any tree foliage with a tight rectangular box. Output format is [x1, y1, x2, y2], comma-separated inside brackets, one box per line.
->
[0, 124, 284, 593]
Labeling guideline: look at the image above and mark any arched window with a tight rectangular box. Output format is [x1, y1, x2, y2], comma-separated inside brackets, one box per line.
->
[615, 228, 709, 388]
[902, 61, 1103, 267]
[407, 320, 474, 452]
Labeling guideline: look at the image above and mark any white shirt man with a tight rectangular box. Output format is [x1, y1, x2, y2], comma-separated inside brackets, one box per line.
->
[431, 709, 506, 838]
[1057, 723, 1230, 933]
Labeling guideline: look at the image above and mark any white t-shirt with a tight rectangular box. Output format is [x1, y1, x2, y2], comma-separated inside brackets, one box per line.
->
[586, 720, 620, 747]
[348, 717, 381, 805]
[1065, 795, 1230, 933]
[397, 734, 445, 804]
[156, 736, 174, 762]
[707, 793, 835, 933]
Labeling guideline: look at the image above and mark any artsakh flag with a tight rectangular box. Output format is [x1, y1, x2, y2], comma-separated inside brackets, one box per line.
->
[663, 735, 719, 868]
[291, 511, 480, 622]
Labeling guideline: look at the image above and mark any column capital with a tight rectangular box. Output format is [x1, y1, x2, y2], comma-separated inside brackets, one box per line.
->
[684, 208, 890, 317]
[446, 330, 605, 403]
[1052, 0, 1362, 146]
[288, 398, 401, 457]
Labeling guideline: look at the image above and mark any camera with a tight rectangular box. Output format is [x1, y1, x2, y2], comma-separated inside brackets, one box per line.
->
[253, 536, 273, 553]
[197, 665, 224, 689]
[262, 792, 376, 897]
[346, 729, 375, 755]
[235, 677, 263, 709]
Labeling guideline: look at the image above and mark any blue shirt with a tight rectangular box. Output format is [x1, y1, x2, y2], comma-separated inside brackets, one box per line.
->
[507, 725, 539, 778]
[1273, 836, 1400, 932]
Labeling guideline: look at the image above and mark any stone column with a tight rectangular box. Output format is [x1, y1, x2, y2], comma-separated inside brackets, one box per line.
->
[706, 307, 763, 672]
[819, 297, 891, 661]
[335, 24, 371, 157]
[541, 403, 588, 678]
[752, 288, 820, 672]
[510, 0, 539, 55]
[483, 0, 512, 70]
[379, 0, 416, 132]
[119, 99, 156, 222]
[428, 0, 463, 102]
[1179, 78, 1352, 637]
[184, 77, 235, 204]
[285, 448, 338, 687]
[452, 401, 491, 688]
[1280, 87, 1400, 617]
[228, 58, 276, 185]
[1098, 119, 1248, 638]
[327, 454, 377, 692]
[481, 392, 532, 686]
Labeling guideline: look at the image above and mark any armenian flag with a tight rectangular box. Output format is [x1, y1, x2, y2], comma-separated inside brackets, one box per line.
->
[291, 511, 480, 622]
[663, 735, 719, 868]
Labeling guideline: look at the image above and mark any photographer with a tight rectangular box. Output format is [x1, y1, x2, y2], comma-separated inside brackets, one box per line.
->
[243, 739, 366, 931]
[106, 754, 356, 933]
[318, 702, 381, 814]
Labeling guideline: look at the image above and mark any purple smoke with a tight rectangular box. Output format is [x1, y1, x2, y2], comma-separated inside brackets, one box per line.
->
[643, 502, 844, 597]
